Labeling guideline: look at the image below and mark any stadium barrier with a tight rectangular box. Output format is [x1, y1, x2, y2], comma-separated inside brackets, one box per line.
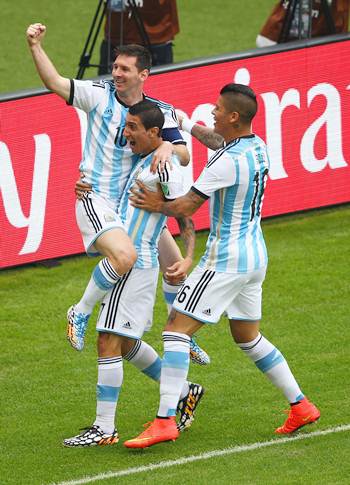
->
[1, 34, 350, 269]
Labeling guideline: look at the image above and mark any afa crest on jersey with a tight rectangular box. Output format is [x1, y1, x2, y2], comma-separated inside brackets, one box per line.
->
[160, 182, 169, 196]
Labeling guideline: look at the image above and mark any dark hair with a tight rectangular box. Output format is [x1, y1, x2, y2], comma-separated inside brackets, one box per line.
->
[128, 100, 164, 132]
[114, 44, 152, 71]
[220, 83, 257, 124]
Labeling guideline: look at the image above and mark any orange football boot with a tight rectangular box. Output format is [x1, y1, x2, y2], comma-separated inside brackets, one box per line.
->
[124, 416, 179, 449]
[275, 397, 320, 434]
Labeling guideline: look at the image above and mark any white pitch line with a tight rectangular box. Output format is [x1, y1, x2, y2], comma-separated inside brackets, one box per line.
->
[50, 424, 350, 485]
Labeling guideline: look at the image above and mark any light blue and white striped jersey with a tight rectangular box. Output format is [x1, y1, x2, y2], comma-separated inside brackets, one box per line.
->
[192, 134, 269, 274]
[68, 79, 184, 208]
[119, 153, 185, 269]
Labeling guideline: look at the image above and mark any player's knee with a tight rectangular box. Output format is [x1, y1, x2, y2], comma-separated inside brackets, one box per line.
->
[109, 246, 137, 274]
[231, 324, 259, 344]
[97, 332, 121, 356]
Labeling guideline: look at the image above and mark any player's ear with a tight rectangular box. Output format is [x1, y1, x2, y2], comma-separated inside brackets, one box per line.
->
[139, 68, 149, 82]
[230, 111, 240, 124]
[149, 126, 160, 138]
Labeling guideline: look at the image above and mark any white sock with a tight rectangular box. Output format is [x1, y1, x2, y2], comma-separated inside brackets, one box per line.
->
[238, 333, 304, 403]
[124, 339, 189, 399]
[162, 278, 182, 314]
[93, 356, 123, 434]
[76, 258, 121, 314]
[158, 331, 191, 417]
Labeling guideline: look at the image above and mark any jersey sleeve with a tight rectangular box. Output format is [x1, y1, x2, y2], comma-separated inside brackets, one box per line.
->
[192, 151, 236, 198]
[67, 79, 106, 112]
[158, 159, 186, 200]
[162, 127, 186, 145]
[159, 101, 186, 144]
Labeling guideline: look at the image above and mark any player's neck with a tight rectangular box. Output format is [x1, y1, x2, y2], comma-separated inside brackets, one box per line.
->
[117, 88, 144, 107]
[140, 140, 162, 158]
[224, 126, 252, 143]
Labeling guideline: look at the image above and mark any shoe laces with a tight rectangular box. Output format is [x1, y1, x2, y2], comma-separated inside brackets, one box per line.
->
[135, 421, 156, 438]
[190, 337, 201, 353]
[74, 313, 89, 338]
[143, 421, 154, 429]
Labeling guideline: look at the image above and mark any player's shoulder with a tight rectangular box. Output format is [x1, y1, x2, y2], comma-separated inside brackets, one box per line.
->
[144, 95, 175, 113]
[226, 135, 266, 157]
[206, 144, 233, 169]
[92, 79, 115, 91]
[87, 79, 115, 93]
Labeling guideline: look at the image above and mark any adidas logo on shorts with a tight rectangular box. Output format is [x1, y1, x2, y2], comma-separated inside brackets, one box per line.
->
[202, 308, 211, 316]
[122, 321, 132, 329]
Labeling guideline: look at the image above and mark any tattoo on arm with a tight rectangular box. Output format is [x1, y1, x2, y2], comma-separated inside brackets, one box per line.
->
[162, 190, 205, 218]
[192, 125, 225, 150]
[176, 217, 195, 260]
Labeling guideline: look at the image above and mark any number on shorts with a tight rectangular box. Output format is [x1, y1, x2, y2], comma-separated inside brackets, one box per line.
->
[176, 285, 191, 303]
[97, 303, 106, 321]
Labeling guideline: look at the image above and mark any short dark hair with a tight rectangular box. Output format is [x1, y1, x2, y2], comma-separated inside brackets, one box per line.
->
[220, 83, 257, 124]
[128, 100, 164, 132]
[114, 44, 152, 71]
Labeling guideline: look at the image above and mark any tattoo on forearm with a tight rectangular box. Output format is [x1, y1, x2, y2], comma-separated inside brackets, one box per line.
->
[192, 125, 224, 150]
[167, 308, 178, 325]
[177, 217, 195, 259]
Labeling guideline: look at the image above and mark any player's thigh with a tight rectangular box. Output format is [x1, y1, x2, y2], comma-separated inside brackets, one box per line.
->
[158, 227, 182, 272]
[226, 266, 267, 322]
[172, 266, 244, 324]
[97, 267, 159, 340]
[76, 192, 125, 256]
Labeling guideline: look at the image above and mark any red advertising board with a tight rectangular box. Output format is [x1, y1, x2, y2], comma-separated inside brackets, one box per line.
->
[1, 40, 350, 268]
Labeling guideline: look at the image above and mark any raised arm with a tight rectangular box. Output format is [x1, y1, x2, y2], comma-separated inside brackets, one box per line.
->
[26, 23, 71, 101]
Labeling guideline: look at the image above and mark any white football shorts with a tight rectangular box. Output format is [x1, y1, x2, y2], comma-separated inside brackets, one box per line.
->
[76, 192, 125, 256]
[96, 266, 159, 339]
[172, 265, 267, 323]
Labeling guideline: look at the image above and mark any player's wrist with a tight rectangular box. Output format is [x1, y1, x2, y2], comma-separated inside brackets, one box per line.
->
[181, 118, 195, 134]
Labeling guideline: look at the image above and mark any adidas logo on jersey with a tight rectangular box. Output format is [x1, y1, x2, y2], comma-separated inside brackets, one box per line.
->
[122, 321, 132, 329]
[203, 308, 211, 316]
[104, 108, 113, 116]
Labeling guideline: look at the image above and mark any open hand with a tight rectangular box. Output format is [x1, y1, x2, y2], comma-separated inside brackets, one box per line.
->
[129, 180, 164, 212]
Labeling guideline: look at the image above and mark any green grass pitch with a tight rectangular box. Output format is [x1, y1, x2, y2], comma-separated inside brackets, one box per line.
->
[1, 206, 350, 484]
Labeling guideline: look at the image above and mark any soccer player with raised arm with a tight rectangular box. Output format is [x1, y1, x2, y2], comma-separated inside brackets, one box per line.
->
[63, 101, 204, 446]
[26, 23, 209, 365]
[124, 84, 320, 448]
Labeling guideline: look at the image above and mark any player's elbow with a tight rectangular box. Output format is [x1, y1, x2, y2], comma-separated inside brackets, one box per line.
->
[177, 205, 196, 218]
[177, 146, 190, 166]
[47, 76, 71, 101]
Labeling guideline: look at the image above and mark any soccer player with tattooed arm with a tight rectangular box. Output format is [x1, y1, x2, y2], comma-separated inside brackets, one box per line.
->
[124, 83, 320, 449]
